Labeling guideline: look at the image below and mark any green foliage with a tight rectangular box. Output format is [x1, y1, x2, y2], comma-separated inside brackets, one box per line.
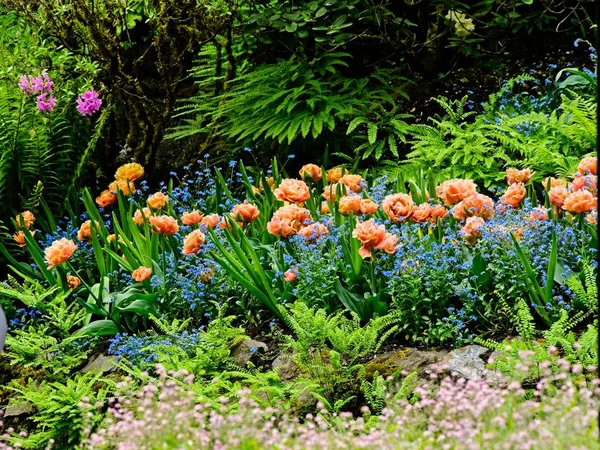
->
[168, 48, 411, 164]
[0, 12, 102, 220]
[274, 302, 400, 409]
[477, 274, 598, 382]
[404, 81, 596, 187]
[6, 372, 113, 449]
[361, 371, 386, 415]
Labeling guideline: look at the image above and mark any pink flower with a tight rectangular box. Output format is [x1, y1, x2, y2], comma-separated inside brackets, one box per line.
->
[36, 93, 56, 113]
[76, 90, 102, 116]
[19, 73, 53, 96]
[284, 269, 297, 282]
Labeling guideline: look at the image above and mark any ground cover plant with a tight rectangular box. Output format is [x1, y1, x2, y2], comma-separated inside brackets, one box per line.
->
[0, 151, 597, 448]
[0, 1, 597, 449]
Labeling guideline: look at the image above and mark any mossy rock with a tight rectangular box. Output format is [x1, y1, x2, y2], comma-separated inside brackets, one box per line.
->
[365, 348, 448, 379]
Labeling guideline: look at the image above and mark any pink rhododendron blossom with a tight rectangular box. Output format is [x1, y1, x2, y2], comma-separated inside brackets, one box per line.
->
[76, 90, 102, 116]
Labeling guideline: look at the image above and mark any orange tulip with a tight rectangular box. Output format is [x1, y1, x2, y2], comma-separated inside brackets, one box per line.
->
[461, 216, 485, 244]
[15, 211, 35, 230]
[13, 230, 35, 247]
[201, 214, 220, 229]
[183, 229, 206, 256]
[528, 207, 548, 221]
[338, 195, 362, 216]
[115, 163, 144, 182]
[44, 238, 77, 270]
[181, 210, 203, 226]
[506, 168, 533, 185]
[339, 174, 363, 193]
[149, 215, 179, 235]
[232, 202, 260, 223]
[274, 179, 310, 204]
[562, 190, 596, 214]
[299, 164, 322, 182]
[147, 192, 169, 210]
[96, 189, 117, 208]
[67, 276, 81, 290]
[453, 194, 494, 222]
[326, 167, 348, 183]
[132, 266, 152, 282]
[267, 205, 311, 237]
[382, 193, 414, 223]
[359, 199, 378, 215]
[298, 223, 329, 241]
[500, 183, 526, 208]
[548, 186, 569, 208]
[411, 203, 432, 223]
[578, 157, 597, 176]
[436, 179, 478, 206]
[133, 207, 153, 225]
[109, 179, 136, 196]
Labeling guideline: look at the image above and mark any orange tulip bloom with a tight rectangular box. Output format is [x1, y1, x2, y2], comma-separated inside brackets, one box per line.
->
[13, 230, 35, 247]
[578, 157, 597, 176]
[322, 183, 342, 202]
[274, 179, 311, 204]
[326, 167, 348, 183]
[436, 179, 478, 206]
[77, 220, 101, 242]
[284, 269, 297, 282]
[529, 207, 548, 221]
[429, 204, 448, 223]
[147, 192, 169, 210]
[15, 211, 35, 230]
[232, 202, 260, 223]
[338, 195, 362, 216]
[571, 175, 597, 194]
[359, 199, 378, 215]
[453, 194, 494, 222]
[115, 163, 144, 182]
[183, 229, 206, 256]
[132, 266, 152, 282]
[299, 164, 322, 182]
[548, 186, 569, 208]
[563, 190, 596, 214]
[201, 214, 220, 229]
[411, 203, 432, 223]
[298, 223, 329, 241]
[506, 168, 533, 185]
[461, 216, 485, 244]
[149, 215, 179, 235]
[44, 238, 77, 270]
[382, 193, 414, 223]
[500, 183, 526, 208]
[109, 179, 136, 196]
[67, 276, 81, 290]
[181, 210, 203, 225]
[133, 207, 153, 225]
[267, 205, 312, 237]
[339, 174, 363, 193]
[96, 189, 117, 208]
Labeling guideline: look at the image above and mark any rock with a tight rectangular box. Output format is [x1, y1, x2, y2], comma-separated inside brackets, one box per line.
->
[231, 339, 268, 366]
[4, 403, 34, 418]
[365, 348, 448, 378]
[80, 354, 118, 374]
[442, 345, 508, 385]
[272, 354, 299, 381]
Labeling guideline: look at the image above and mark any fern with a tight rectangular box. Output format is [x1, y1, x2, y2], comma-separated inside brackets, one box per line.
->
[361, 371, 386, 415]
